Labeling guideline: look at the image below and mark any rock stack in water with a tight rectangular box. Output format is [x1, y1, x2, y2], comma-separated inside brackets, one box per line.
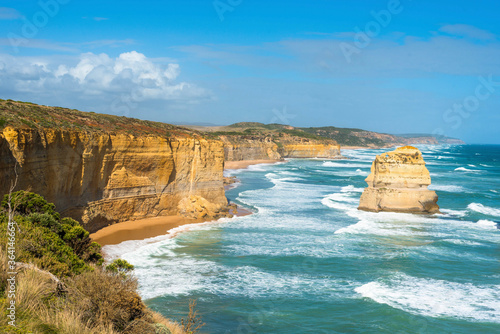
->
[358, 146, 439, 213]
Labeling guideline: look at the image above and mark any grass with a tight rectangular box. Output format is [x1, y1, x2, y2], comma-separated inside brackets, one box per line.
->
[208, 123, 332, 143]
[299, 126, 388, 147]
[0, 99, 202, 139]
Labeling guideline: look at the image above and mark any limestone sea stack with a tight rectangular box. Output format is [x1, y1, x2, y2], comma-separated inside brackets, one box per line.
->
[358, 146, 440, 213]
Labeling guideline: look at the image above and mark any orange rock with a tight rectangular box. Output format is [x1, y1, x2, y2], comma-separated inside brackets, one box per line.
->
[0, 127, 228, 232]
[358, 146, 440, 213]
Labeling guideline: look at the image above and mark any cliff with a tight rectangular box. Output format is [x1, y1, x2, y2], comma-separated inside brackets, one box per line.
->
[187, 122, 464, 153]
[0, 100, 229, 232]
[193, 123, 341, 161]
[220, 134, 341, 161]
[358, 146, 440, 213]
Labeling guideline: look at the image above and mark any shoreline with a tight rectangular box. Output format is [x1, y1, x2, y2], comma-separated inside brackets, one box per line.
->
[224, 159, 283, 170]
[91, 159, 293, 249]
[90, 215, 201, 247]
[91, 206, 253, 247]
[341, 146, 368, 150]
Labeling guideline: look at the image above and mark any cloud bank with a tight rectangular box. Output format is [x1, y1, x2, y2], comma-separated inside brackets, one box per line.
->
[0, 51, 211, 114]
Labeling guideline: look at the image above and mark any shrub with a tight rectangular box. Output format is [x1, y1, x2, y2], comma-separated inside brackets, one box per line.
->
[106, 259, 135, 277]
[68, 267, 145, 331]
[0, 191, 185, 333]
[2, 191, 59, 219]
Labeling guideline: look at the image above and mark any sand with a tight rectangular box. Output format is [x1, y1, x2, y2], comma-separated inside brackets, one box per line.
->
[90, 215, 200, 246]
[341, 146, 369, 150]
[224, 159, 282, 170]
[90, 206, 253, 246]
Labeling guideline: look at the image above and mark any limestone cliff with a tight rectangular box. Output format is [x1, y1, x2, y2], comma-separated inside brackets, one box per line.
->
[358, 146, 439, 213]
[0, 105, 229, 232]
[220, 134, 341, 161]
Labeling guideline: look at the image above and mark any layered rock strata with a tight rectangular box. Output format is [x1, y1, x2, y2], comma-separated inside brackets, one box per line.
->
[220, 135, 341, 161]
[358, 146, 439, 213]
[0, 127, 229, 232]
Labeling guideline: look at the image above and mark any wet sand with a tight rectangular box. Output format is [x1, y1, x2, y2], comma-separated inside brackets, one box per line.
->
[91, 206, 254, 247]
[90, 215, 199, 246]
[341, 146, 369, 150]
[224, 159, 282, 170]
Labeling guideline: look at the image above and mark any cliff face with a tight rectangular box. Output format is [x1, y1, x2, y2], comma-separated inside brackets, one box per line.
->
[220, 135, 341, 161]
[221, 136, 282, 161]
[0, 127, 228, 232]
[358, 146, 439, 213]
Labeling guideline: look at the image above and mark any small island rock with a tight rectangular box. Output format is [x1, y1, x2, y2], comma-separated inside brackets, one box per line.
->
[358, 146, 439, 213]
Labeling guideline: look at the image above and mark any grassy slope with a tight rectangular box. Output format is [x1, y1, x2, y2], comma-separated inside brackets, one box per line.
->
[298, 126, 389, 147]
[206, 122, 332, 142]
[0, 191, 186, 334]
[0, 99, 200, 139]
[202, 122, 463, 147]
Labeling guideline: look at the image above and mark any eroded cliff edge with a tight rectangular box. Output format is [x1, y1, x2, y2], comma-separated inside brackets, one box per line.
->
[201, 123, 342, 161]
[358, 146, 440, 213]
[0, 101, 229, 232]
[220, 134, 341, 161]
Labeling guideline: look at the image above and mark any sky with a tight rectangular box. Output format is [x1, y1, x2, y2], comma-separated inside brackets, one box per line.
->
[0, 0, 499, 144]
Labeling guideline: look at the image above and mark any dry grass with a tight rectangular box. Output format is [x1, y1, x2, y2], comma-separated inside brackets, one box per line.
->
[0, 247, 187, 334]
[181, 300, 205, 334]
[150, 311, 186, 334]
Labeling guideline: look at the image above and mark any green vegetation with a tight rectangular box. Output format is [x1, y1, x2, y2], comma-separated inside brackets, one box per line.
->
[299, 126, 388, 147]
[0, 191, 194, 334]
[0, 99, 200, 139]
[0, 191, 102, 277]
[212, 122, 330, 142]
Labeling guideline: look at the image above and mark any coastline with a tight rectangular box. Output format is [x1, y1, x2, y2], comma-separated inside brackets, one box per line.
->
[91, 208, 253, 248]
[224, 159, 283, 170]
[341, 146, 368, 150]
[91, 159, 280, 248]
[90, 215, 201, 246]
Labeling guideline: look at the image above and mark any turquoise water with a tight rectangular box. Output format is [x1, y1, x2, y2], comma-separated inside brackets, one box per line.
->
[104, 145, 500, 333]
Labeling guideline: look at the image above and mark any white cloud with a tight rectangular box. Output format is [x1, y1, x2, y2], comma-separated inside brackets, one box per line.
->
[0, 51, 211, 104]
[439, 24, 496, 41]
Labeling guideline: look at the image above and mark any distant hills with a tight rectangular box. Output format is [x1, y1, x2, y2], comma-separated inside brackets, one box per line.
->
[187, 122, 465, 148]
[0, 99, 464, 148]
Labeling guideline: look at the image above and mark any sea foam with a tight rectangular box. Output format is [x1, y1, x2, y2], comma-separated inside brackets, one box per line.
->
[468, 203, 500, 217]
[355, 273, 500, 323]
[455, 167, 481, 173]
[428, 185, 467, 193]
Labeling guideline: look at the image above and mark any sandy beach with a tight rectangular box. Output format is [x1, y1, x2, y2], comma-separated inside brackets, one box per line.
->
[90, 215, 201, 246]
[224, 159, 283, 170]
[341, 146, 369, 150]
[91, 206, 253, 246]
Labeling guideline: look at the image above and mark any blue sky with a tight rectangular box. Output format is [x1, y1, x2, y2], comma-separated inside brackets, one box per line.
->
[1, 0, 499, 143]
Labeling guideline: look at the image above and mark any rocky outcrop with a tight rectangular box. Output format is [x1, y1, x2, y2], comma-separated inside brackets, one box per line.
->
[178, 195, 228, 219]
[220, 135, 341, 161]
[221, 136, 282, 161]
[0, 127, 229, 232]
[358, 146, 439, 213]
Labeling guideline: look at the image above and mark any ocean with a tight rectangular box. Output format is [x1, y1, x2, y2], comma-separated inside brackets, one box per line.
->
[104, 144, 500, 334]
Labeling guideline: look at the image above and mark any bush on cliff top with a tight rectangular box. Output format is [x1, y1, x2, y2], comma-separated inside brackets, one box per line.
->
[0, 191, 102, 277]
[0, 191, 188, 334]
